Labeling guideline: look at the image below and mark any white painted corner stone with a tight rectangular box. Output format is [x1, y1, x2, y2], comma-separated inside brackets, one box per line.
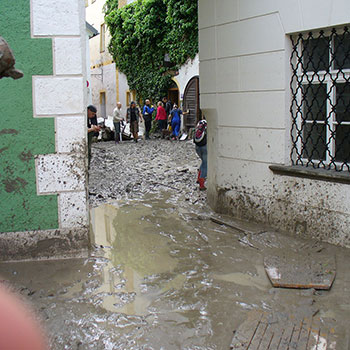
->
[36, 153, 85, 194]
[56, 116, 86, 153]
[54, 38, 83, 75]
[34, 76, 84, 116]
[59, 191, 87, 228]
[31, 0, 80, 36]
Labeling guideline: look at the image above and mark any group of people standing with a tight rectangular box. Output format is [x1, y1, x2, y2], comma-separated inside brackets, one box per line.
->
[111, 97, 187, 143]
[88, 99, 207, 190]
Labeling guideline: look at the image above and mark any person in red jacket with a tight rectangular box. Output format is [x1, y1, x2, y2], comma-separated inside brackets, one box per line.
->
[155, 101, 167, 138]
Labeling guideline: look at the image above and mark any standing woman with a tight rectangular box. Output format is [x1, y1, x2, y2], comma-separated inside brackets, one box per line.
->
[193, 119, 207, 190]
[155, 101, 167, 138]
[126, 101, 142, 143]
[169, 104, 182, 140]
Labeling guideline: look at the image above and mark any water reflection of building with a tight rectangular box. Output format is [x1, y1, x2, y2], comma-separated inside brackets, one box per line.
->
[90, 203, 180, 315]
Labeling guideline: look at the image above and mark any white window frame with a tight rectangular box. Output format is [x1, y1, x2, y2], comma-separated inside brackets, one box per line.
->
[293, 28, 350, 170]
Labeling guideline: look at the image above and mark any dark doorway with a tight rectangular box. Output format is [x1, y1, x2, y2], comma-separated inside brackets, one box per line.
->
[168, 80, 179, 107]
[183, 76, 200, 129]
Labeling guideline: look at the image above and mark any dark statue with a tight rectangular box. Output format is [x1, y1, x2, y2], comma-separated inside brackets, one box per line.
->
[0, 36, 23, 79]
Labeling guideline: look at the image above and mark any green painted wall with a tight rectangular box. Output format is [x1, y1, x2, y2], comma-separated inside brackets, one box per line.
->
[0, 0, 58, 232]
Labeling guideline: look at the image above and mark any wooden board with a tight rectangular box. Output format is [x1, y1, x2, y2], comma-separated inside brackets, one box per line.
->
[230, 311, 337, 350]
[264, 253, 336, 290]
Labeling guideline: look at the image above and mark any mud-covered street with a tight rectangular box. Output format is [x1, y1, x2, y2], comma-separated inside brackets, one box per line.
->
[1, 139, 350, 349]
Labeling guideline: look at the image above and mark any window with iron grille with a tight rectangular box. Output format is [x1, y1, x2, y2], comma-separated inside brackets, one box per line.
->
[290, 27, 350, 171]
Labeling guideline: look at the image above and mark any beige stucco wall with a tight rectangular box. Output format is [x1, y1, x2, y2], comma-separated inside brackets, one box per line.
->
[199, 0, 350, 247]
[86, 0, 130, 115]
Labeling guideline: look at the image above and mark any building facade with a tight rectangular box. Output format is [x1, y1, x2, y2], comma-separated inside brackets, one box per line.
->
[86, 0, 131, 118]
[199, 0, 350, 247]
[0, 0, 89, 259]
[85, 0, 200, 123]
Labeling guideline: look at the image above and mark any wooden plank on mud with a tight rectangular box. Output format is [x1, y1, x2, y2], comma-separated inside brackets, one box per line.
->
[230, 311, 337, 350]
[264, 253, 336, 290]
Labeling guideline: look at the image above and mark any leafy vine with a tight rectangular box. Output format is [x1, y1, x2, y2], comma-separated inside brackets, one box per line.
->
[104, 0, 198, 102]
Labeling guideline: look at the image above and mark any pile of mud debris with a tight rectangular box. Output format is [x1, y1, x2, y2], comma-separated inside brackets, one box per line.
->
[88, 139, 204, 207]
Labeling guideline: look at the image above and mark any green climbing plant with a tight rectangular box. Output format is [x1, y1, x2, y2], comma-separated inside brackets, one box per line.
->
[104, 0, 198, 103]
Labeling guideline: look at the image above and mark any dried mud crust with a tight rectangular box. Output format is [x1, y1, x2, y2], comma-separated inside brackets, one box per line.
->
[88, 139, 206, 207]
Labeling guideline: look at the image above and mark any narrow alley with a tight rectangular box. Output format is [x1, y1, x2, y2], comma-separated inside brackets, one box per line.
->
[1, 139, 350, 349]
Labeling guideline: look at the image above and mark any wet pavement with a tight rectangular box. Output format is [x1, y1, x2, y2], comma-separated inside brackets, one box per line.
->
[1, 139, 350, 349]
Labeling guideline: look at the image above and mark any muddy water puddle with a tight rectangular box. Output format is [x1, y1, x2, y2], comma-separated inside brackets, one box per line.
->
[1, 193, 350, 349]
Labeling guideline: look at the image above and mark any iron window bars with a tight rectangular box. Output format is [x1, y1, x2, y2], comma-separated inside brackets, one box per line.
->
[290, 27, 350, 171]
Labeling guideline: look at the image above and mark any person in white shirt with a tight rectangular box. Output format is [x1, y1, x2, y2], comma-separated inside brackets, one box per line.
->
[113, 102, 124, 143]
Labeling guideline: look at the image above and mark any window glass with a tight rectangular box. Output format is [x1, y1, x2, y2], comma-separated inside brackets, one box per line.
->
[302, 37, 329, 72]
[303, 84, 327, 121]
[335, 124, 350, 162]
[302, 123, 327, 160]
[100, 24, 105, 52]
[336, 83, 350, 122]
[334, 32, 350, 69]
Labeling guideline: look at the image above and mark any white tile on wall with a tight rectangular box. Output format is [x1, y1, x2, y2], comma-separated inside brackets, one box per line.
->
[276, 0, 303, 34]
[56, 116, 86, 153]
[198, 0, 216, 29]
[217, 127, 285, 164]
[300, 0, 333, 32]
[217, 14, 285, 58]
[34, 77, 84, 116]
[36, 153, 85, 194]
[240, 51, 285, 91]
[330, 0, 350, 28]
[217, 157, 275, 193]
[199, 93, 217, 110]
[217, 91, 286, 129]
[59, 192, 87, 228]
[199, 27, 216, 61]
[54, 38, 83, 75]
[199, 60, 217, 94]
[215, 0, 239, 25]
[32, 0, 80, 36]
[217, 57, 240, 93]
[239, 0, 277, 21]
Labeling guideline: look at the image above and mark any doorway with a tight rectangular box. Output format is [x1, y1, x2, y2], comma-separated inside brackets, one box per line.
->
[183, 76, 200, 129]
[100, 91, 106, 119]
[167, 80, 179, 107]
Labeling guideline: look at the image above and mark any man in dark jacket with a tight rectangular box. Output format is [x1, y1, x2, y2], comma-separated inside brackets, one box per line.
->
[162, 97, 173, 119]
[126, 101, 142, 143]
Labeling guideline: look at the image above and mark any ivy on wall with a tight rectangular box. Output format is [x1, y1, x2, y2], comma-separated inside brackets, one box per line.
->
[104, 0, 198, 102]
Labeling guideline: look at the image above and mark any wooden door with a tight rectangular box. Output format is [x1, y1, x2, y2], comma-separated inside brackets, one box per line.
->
[183, 76, 200, 129]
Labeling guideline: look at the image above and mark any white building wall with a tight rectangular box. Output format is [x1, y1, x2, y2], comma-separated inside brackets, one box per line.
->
[199, 0, 350, 247]
[175, 54, 199, 104]
[32, 0, 88, 227]
[86, 0, 133, 116]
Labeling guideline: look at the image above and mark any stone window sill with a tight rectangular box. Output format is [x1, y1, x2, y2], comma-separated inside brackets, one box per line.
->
[269, 164, 350, 185]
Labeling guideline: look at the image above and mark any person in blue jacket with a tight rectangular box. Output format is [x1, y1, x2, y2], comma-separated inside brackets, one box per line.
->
[169, 104, 183, 140]
[142, 99, 155, 140]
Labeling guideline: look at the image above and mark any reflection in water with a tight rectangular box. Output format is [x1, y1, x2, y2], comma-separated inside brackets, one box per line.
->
[90, 202, 184, 316]
[212, 265, 270, 291]
[2, 193, 349, 349]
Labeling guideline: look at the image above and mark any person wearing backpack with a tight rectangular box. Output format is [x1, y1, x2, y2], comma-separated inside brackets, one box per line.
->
[194, 119, 207, 190]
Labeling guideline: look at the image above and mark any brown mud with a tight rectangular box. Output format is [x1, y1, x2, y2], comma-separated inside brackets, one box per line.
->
[1, 139, 350, 349]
